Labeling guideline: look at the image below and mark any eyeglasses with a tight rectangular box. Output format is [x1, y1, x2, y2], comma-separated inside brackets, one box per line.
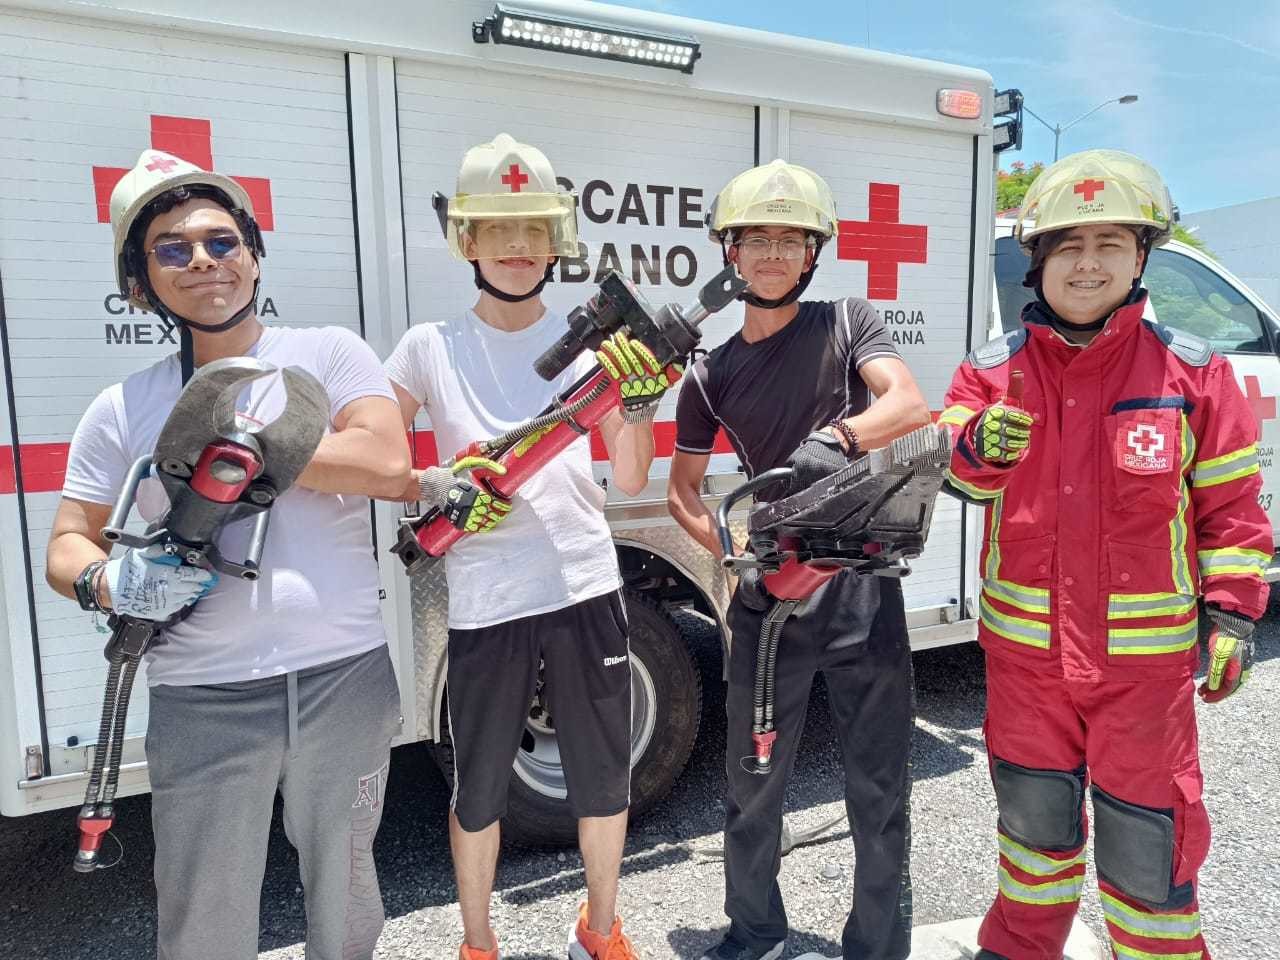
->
[735, 236, 812, 260]
[147, 235, 242, 268]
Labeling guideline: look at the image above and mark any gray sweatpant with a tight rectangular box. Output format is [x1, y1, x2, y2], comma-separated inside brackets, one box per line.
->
[145, 644, 402, 960]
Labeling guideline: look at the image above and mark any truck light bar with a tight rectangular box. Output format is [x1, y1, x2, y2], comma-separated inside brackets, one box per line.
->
[993, 87, 1024, 153]
[473, 5, 701, 74]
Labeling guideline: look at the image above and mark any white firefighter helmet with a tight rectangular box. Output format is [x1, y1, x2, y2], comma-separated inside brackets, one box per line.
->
[1014, 149, 1174, 253]
[437, 132, 579, 260]
[707, 159, 838, 243]
[110, 149, 262, 310]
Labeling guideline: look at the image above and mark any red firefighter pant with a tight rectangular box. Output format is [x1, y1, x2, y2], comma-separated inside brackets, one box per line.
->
[979, 655, 1212, 960]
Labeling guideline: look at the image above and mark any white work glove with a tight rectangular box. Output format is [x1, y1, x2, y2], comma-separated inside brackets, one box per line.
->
[103, 545, 218, 621]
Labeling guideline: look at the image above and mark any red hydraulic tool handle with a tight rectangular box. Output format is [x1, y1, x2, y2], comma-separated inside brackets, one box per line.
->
[409, 363, 680, 559]
[1005, 369, 1025, 406]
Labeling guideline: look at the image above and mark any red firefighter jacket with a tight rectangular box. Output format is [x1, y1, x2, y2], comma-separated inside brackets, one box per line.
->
[942, 295, 1271, 681]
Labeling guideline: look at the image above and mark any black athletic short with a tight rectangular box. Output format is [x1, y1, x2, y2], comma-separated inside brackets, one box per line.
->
[446, 589, 632, 832]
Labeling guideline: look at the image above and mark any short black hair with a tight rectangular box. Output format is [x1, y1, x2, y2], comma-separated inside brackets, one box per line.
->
[124, 184, 259, 281]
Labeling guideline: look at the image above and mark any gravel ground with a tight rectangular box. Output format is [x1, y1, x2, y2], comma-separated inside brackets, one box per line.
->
[3, 617, 1278, 960]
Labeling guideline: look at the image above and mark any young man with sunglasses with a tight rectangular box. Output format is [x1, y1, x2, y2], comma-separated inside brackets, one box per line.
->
[46, 150, 411, 960]
[667, 160, 930, 960]
[384, 133, 673, 960]
[941, 150, 1269, 960]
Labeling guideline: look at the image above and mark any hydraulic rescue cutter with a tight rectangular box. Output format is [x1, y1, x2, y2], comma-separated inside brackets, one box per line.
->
[73, 357, 328, 873]
[391, 264, 748, 573]
[716, 423, 952, 775]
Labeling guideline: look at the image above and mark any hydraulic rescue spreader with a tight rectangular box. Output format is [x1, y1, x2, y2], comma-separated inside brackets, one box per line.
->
[715, 423, 953, 775]
[391, 264, 748, 572]
[73, 358, 328, 873]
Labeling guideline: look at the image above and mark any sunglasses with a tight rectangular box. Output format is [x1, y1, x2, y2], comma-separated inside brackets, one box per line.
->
[147, 235, 242, 268]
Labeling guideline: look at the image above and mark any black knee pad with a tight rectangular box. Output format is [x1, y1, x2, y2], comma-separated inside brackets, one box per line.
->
[991, 758, 1085, 851]
[1092, 785, 1194, 910]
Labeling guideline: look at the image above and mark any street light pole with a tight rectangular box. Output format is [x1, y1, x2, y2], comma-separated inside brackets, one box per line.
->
[1024, 95, 1139, 161]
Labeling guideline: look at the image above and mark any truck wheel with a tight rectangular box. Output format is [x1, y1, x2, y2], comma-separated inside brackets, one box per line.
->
[431, 590, 702, 846]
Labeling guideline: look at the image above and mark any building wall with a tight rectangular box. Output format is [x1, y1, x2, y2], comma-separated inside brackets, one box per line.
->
[1184, 197, 1280, 307]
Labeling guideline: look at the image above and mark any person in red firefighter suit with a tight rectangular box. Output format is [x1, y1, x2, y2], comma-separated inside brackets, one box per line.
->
[940, 149, 1269, 960]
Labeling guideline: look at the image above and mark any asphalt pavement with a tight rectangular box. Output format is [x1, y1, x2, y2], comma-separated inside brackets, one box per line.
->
[3, 617, 1278, 959]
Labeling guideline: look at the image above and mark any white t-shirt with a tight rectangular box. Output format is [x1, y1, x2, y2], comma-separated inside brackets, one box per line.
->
[63, 325, 395, 686]
[385, 308, 621, 629]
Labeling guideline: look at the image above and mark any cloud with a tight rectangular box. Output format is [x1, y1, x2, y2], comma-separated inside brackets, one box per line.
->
[1108, 9, 1280, 64]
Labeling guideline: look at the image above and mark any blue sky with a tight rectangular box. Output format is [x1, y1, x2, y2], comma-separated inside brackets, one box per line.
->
[612, 1, 1279, 214]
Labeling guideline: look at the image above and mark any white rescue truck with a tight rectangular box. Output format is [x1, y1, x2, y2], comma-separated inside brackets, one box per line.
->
[6, 0, 1262, 842]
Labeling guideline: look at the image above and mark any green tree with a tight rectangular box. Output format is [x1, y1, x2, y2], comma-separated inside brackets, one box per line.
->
[996, 160, 1045, 212]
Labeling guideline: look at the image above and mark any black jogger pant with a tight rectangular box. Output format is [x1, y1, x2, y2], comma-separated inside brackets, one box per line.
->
[722, 572, 915, 960]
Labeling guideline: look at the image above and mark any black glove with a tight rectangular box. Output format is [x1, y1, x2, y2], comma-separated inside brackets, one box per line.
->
[736, 566, 773, 612]
[785, 430, 850, 494]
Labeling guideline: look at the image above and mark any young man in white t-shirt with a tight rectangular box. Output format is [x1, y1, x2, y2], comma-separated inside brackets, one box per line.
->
[45, 151, 411, 960]
[385, 134, 672, 960]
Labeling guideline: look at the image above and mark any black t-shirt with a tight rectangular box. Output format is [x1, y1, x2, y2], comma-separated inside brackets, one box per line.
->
[676, 297, 905, 650]
[675, 297, 899, 491]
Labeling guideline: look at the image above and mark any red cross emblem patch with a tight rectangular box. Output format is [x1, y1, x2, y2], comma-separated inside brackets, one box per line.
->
[1115, 417, 1172, 474]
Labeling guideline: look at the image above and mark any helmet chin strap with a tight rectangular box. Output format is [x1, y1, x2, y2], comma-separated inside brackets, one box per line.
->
[141, 276, 261, 385]
[1031, 277, 1145, 335]
[719, 237, 826, 310]
[472, 261, 555, 304]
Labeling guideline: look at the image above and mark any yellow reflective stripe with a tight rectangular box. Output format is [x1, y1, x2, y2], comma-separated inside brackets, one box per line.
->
[1197, 547, 1270, 578]
[1107, 592, 1197, 620]
[944, 469, 1002, 501]
[998, 835, 1084, 877]
[1163, 415, 1196, 596]
[984, 496, 1004, 582]
[984, 578, 1051, 615]
[939, 404, 977, 428]
[1192, 444, 1260, 488]
[1100, 891, 1201, 941]
[1112, 946, 1202, 960]
[1108, 617, 1199, 655]
[980, 596, 1051, 649]
[998, 866, 1083, 905]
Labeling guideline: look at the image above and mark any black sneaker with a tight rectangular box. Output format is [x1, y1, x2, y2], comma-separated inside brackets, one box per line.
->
[975, 951, 1011, 960]
[697, 936, 784, 960]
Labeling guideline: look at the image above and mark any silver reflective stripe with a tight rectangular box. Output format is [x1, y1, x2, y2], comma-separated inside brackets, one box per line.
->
[1107, 593, 1196, 619]
[999, 835, 1084, 877]
[1101, 892, 1201, 940]
[998, 866, 1083, 905]
[1107, 619, 1198, 655]
[1191, 447, 1258, 488]
[980, 596, 1050, 649]
[984, 579, 1051, 615]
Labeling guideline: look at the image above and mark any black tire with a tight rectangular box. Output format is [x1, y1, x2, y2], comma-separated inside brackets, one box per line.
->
[430, 589, 702, 846]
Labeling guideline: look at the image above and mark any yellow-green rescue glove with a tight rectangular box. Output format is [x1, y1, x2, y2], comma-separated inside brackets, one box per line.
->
[973, 403, 1034, 466]
[418, 456, 513, 533]
[596, 332, 681, 424]
[1198, 605, 1254, 703]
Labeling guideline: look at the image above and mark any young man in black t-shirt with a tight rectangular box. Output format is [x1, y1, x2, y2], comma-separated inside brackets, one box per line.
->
[667, 160, 931, 960]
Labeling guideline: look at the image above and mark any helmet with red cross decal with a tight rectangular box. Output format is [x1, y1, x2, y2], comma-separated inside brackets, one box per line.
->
[110, 149, 265, 311]
[433, 132, 579, 261]
[1014, 149, 1174, 254]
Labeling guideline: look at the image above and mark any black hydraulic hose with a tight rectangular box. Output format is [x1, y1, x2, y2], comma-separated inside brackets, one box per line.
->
[82, 650, 124, 808]
[479, 378, 611, 457]
[753, 617, 771, 734]
[101, 657, 140, 807]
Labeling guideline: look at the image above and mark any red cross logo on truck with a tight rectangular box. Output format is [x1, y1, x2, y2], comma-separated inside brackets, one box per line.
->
[91, 115, 274, 230]
[1244, 375, 1277, 434]
[1074, 179, 1105, 203]
[836, 183, 928, 300]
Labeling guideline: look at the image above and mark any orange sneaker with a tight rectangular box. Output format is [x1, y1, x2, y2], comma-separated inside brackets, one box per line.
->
[568, 901, 639, 960]
[459, 943, 501, 960]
